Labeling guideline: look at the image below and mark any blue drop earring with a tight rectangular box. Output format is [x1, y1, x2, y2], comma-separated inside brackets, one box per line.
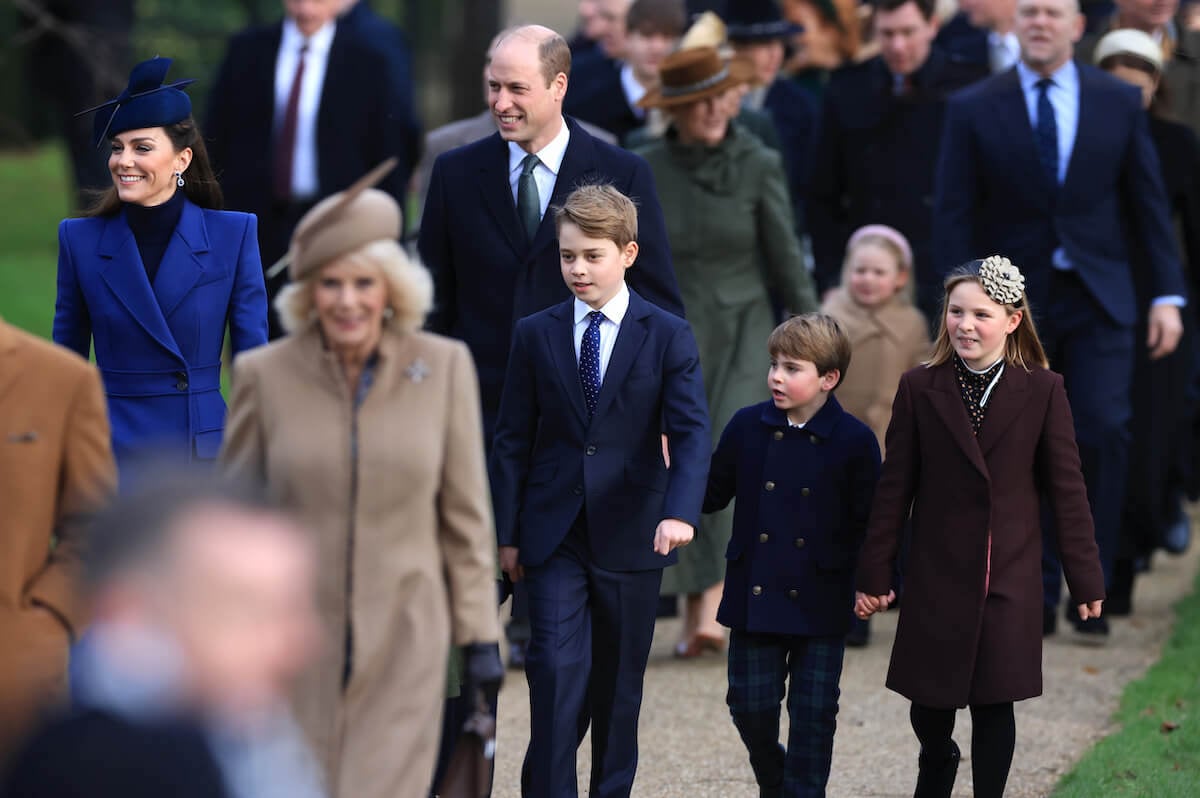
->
[176, 171, 185, 188]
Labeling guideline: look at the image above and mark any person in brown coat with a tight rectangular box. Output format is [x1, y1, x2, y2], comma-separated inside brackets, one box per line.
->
[219, 164, 502, 798]
[0, 317, 116, 761]
[855, 257, 1105, 798]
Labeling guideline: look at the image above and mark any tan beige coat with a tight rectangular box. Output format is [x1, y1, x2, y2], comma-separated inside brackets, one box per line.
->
[821, 289, 930, 453]
[219, 325, 500, 798]
[0, 318, 115, 759]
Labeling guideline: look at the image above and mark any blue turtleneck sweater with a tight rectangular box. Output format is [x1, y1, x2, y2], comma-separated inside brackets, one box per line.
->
[125, 190, 185, 286]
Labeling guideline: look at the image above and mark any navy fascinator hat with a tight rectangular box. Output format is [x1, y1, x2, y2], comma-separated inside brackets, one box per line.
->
[76, 57, 196, 147]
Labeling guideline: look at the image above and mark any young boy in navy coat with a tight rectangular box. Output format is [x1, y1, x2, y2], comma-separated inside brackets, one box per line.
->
[490, 183, 710, 798]
[705, 314, 881, 797]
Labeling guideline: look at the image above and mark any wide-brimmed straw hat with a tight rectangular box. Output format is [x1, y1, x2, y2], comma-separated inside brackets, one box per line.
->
[637, 46, 755, 109]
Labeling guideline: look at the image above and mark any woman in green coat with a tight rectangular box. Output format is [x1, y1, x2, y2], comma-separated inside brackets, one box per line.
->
[637, 46, 818, 657]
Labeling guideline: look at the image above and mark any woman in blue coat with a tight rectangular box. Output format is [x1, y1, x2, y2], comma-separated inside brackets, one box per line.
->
[55, 57, 268, 479]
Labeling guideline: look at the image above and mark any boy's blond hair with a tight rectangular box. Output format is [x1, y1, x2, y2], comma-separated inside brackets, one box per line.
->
[767, 314, 852, 388]
[553, 183, 638, 248]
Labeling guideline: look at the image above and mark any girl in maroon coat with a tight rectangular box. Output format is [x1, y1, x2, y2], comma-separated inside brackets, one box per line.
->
[855, 256, 1106, 798]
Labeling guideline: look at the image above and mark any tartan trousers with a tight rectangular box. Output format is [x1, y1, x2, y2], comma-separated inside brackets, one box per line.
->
[726, 629, 846, 798]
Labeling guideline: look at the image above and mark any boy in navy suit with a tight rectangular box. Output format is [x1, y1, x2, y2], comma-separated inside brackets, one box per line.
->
[490, 183, 710, 798]
[705, 314, 881, 797]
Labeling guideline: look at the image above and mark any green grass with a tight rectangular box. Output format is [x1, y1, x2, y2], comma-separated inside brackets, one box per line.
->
[0, 146, 70, 339]
[1053, 569, 1200, 797]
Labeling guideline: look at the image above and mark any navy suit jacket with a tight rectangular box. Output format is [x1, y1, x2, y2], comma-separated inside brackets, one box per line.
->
[54, 203, 267, 470]
[205, 20, 410, 214]
[934, 62, 1186, 326]
[419, 117, 684, 438]
[705, 397, 880, 637]
[563, 55, 644, 144]
[490, 290, 709, 572]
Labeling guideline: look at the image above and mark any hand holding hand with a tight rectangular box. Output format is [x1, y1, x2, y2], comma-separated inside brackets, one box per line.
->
[855, 590, 895, 619]
[499, 546, 523, 584]
[653, 519, 694, 555]
[1076, 600, 1103, 621]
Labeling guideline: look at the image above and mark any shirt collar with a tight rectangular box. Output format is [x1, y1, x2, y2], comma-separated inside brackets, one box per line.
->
[619, 63, 648, 113]
[508, 118, 571, 178]
[759, 393, 843, 438]
[1016, 57, 1078, 93]
[574, 282, 630, 326]
[281, 17, 337, 55]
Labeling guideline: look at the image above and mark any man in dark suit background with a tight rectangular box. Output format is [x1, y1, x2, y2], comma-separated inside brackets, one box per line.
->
[809, 0, 987, 315]
[935, 0, 1021, 74]
[206, 0, 417, 337]
[419, 24, 684, 443]
[934, 0, 1186, 640]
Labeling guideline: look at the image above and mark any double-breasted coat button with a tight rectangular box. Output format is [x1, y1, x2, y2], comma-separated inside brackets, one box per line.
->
[788, 589, 798, 599]
[764, 481, 775, 491]
[801, 487, 810, 496]
[773, 430, 784, 440]
[175, 371, 188, 391]
[794, 538, 806, 548]
[759, 532, 769, 543]
[573, 485, 583, 495]
[751, 585, 763, 596]
[810, 434, 819, 444]
[585, 445, 597, 455]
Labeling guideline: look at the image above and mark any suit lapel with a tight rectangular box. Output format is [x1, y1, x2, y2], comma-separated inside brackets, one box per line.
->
[592, 292, 650, 421]
[976, 364, 1031, 456]
[545, 301, 589, 426]
[97, 213, 182, 358]
[153, 201, 208, 320]
[926, 362, 989, 479]
[994, 69, 1054, 210]
[1061, 64, 1101, 197]
[479, 134, 526, 256]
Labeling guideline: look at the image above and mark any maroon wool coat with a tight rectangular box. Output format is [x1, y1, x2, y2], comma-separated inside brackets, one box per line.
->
[857, 361, 1105, 708]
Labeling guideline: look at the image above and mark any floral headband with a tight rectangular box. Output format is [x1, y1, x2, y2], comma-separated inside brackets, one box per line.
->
[977, 255, 1025, 306]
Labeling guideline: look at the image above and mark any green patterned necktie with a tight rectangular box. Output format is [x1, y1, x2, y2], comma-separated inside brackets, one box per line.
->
[517, 153, 542, 242]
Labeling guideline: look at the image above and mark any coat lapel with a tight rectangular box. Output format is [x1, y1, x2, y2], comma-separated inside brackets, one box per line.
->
[976, 364, 1031, 456]
[153, 201, 209, 320]
[97, 213, 182, 358]
[478, 134, 526, 256]
[592, 292, 650, 421]
[545, 300, 589, 426]
[926, 362, 989, 479]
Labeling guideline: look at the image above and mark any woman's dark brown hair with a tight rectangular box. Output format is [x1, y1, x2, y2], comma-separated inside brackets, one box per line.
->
[83, 117, 223, 217]
[1098, 52, 1173, 118]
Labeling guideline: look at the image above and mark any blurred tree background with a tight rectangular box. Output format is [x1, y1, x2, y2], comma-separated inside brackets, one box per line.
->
[0, 0, 503, 149]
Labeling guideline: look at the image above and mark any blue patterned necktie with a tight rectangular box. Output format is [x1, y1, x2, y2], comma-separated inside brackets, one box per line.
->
[580, 311, 604, 417]
[517, 153, 542, 241]
[1035, 78, 1059, 190]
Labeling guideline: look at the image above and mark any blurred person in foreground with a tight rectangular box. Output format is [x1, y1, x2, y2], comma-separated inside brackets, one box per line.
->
[0, 317, 116, 764]
[220, 163, 503, 798]
[1, 474, 323, 798]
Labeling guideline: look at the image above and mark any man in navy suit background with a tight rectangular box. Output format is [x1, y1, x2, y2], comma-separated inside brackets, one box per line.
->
[490, 183, 709, 798]
[933, 0, 1186, 639]
[419, 24, 683, 443]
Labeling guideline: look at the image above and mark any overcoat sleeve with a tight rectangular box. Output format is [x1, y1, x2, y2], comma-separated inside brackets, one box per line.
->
[857, 373, 920, 595]
[27, 364, 116, 635]
[660, 322, 710, 526]
[437, 343, 501, 645]
[1036, 372, 1105, 604]
[53, 221, 91, 359]
[226, 215, 269, 357]
[488, 321, 538, 549]
[757, 150, 819, 316]
[702, 414, 739, 515]
[218, 353, 267, 483]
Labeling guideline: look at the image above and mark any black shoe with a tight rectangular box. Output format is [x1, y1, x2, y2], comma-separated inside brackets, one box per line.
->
[914, 740, 960, 798]
[846, 617, 870, 648]
[1043, 604, 1057, 636]
[1067, 611, 1109, 646]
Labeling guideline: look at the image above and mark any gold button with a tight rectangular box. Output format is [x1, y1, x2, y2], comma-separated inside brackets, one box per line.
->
[801, 487, 810, 496]
[788, 589, 798, 599]
[773, 430, 784, 440]
[752, 585, 763, 596]
[794, 538, 806, 548]
[759, 532, 769, 543]
[765, 481, 775, 491]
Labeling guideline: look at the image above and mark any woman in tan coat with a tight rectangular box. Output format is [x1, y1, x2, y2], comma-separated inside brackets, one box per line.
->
[219, 169, 501, 798]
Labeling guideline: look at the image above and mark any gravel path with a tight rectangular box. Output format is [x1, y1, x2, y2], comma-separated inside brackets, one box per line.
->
[489, 542, 1199, 797]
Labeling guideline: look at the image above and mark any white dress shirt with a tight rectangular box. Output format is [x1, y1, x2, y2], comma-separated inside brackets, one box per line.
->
[507, 120, 571, 222]
[274, 18, 336, 200]
[989, 31, 1020, 74]
[573, 283, 630, 383]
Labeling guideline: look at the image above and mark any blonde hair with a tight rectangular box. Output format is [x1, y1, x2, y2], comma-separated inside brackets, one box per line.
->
[553, 183, 639, 248]
[274, 238, 433, 335]
[767, 313, 853, 389]
[840, 231, 915, 305]
[927, 263, 1049, 371]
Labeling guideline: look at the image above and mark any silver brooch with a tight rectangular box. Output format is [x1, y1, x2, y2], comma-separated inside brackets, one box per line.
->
[405, 358, 430, 383]
[978, 255, 1025, 306]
